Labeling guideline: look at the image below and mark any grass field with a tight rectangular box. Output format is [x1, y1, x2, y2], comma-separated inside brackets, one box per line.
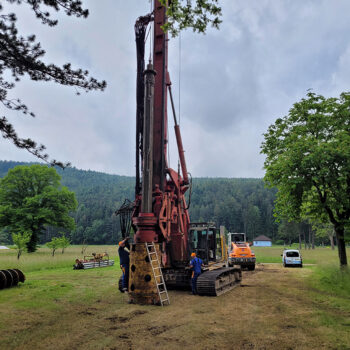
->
[253, 245, 340, 264]
[0, 245, 349, 349]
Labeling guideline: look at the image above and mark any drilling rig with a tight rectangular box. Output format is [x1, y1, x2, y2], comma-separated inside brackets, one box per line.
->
[116, 1, 241, 305]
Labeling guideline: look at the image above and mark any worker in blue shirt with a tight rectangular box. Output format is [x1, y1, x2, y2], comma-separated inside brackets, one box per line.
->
[118, 237, 130, 292]
[189, 252, 203, 295]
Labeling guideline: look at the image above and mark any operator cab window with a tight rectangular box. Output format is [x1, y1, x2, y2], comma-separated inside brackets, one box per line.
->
[216, 231, 222, 260]
[191, 229, 207, 261]
[231, 234, 244, 243]
[207, 230, 216, 261]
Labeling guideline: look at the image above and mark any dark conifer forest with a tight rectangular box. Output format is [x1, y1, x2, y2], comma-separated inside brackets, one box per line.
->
[0, 160, 282, 245]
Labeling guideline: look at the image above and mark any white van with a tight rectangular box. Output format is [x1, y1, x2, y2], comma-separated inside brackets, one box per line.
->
[282, 249, 303, 268]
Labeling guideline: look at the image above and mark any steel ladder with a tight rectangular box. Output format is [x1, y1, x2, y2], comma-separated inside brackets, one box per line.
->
[145, 242, 170, 306]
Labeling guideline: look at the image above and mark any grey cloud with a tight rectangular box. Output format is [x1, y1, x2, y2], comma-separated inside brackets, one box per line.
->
[1, 0, 350, 178]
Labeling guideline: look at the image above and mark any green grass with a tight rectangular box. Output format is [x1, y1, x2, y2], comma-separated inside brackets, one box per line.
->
[252, 245, 348, 265]
[0, 245, 349, 349]
[0, 245, 120, 273]
[0, 245, 121, 312]
[309, 265, 350, 301]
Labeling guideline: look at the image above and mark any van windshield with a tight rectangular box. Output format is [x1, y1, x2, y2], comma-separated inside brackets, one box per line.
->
[286, 251, 299, 257]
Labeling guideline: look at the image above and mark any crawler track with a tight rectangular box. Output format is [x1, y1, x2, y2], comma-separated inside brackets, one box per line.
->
[197, 267, 242, 296]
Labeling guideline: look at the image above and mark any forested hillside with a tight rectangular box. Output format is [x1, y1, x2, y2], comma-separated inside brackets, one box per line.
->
[0, 160, 278, 244]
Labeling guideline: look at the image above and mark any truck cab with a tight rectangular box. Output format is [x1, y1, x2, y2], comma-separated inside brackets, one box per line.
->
[227, 232, 256, 271]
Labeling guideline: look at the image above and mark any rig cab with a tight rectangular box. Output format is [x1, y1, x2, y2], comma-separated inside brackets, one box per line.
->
[189, 223, 228, 268]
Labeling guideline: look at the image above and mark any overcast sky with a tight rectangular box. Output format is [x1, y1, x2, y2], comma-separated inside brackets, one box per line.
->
[1, 0, 350, 178]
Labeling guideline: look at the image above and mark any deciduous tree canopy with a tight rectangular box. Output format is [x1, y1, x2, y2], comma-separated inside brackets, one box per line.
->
[159, 0, 222, 36]
[261, 92, 350, 267]
[0, 164, 77, 252]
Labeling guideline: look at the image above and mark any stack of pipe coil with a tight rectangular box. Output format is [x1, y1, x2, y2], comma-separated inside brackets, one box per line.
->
[0, 269, 25, 289]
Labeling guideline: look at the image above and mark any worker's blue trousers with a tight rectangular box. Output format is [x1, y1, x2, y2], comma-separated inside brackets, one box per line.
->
[121, 264, 129, 290]
[191, 272, 201, 295]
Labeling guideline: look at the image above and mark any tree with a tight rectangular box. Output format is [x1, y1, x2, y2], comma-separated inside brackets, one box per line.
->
[261, 92, 350, 267]
[313, 222, 335, 250]
[0, 0, 106, 166]
[243, 205, 261, 241]
[277, 220, 300, 247]
[59, 235, 70, 254]
[0, 164, 77, 252]
[12, 231, 31, 259]
[0, 227, 10, 244]
[47, 236, 61, 257]
[159, 0, 222, 36]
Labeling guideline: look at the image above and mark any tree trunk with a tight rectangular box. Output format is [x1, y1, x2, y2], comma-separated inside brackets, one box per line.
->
[52, 248, 56, 257]
[329, 232, 335, 250]
[17, 250, 21, 260]
[334, 225, 347, 267]
[312, 229, 315, 249]
[304, 231, 307, 249]
[299, 232, 302, 250]
[27, 231, 38, 253]
[308, 226, 311, 249]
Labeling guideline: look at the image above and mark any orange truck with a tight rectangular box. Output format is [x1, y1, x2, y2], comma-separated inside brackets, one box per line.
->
[227, 233, 256, 271]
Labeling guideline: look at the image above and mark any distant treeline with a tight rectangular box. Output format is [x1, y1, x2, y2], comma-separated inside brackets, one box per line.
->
[0, 160, 327, 246]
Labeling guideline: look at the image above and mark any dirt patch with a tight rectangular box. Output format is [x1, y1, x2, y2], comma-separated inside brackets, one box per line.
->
[119, 334, 130, 339]
[130, 310, 147, 317]
[239, 284, 255, 287]
[106, 315, 129, 322]
[283, 324, 297, 329]
[78, 307, 97, 316]
[147, 324, 181, 336]
[106, 309, 148, 323]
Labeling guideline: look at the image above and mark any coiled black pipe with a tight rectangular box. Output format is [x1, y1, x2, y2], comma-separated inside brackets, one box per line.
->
[0, 269, 25, 289]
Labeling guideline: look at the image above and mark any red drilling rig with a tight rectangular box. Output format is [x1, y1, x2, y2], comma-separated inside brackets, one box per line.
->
[116, 1, 241, 305]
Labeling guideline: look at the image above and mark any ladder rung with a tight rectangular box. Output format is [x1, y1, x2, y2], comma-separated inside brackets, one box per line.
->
[145, 243, 169, 305]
